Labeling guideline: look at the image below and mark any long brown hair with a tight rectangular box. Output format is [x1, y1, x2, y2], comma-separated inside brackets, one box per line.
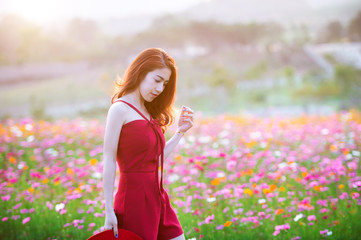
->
[111, 48, 177, 133]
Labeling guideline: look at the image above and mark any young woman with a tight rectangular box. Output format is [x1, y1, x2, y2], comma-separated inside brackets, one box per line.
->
[102, 48, 194, 240]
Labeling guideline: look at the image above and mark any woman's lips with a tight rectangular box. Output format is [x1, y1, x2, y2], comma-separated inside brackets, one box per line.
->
[152, 93, 158, 97]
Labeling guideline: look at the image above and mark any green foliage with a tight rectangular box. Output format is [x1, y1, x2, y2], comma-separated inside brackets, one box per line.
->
[29, 95, 52, 121]
[334, 64, 361, 98]
[279, 66, 295, 87]
[243, 61, 268, 80]
[204, 64, 237, 91]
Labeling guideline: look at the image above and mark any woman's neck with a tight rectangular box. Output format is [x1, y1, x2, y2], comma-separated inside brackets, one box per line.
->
[122, 91, 145, 110]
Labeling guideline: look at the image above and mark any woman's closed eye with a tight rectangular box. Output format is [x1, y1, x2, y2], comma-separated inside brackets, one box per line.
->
[155, 79, 167, 87]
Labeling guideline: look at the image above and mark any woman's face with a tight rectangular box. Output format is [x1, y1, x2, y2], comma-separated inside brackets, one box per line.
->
[138, 67, 171, 102]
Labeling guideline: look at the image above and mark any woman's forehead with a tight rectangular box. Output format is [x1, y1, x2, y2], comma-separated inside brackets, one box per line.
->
[150, 68, 171, 79]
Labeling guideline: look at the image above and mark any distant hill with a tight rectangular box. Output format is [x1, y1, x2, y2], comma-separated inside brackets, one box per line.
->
[180, 0, 312, 24]
[95, 0, 361, 36]
[178, 0, 361, 27]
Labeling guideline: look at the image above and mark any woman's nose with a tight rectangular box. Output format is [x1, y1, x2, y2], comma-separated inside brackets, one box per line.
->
[156, 84, 164, 92]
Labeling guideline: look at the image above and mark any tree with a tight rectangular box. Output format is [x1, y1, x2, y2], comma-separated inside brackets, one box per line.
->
[204, 64, 237, 91]
[204, 64, 237, 113]
[318, 21, 344, 42]
[348, 10, 361, 41]
[66, 18, 100, 45]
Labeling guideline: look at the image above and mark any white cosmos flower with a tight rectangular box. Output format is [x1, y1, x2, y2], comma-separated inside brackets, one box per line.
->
[198, 136, 212, 143]
[250, 131, 262, 139]
[168, 174, 180, 183]
[321, 129, 329, 135]
[91, 172, 102, 179]
[274, 151, 281, 157]
[17, 162, 25, 170]
[55, 203, 65, 212]
[294, 213, 304, 222]
[216, 172, 225, 178]
[27, 135, 35, 142]
[352, 150, 360, 157]
[278, 162, 287, 169]
[25, 124, 33, 131]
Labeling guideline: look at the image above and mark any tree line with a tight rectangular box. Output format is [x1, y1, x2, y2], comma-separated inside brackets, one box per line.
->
[0, 10, 360, 65]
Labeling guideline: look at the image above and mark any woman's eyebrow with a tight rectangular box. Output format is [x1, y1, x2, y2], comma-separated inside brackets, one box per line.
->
[156, 75, 169, 82]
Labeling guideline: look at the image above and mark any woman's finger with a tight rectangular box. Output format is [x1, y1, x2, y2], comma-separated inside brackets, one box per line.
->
[183, 119, 193, 126]
[182, 112, 193, 117]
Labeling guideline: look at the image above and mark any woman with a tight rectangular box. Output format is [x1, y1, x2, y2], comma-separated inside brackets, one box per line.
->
[102, 48, 194, 240]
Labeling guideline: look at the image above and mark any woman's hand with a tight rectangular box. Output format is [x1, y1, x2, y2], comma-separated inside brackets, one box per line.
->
[104, 210, 118, 238]
[177, 105, 194, 134]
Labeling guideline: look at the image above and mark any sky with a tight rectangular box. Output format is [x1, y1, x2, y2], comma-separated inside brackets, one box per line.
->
[0, 0, 353, 24]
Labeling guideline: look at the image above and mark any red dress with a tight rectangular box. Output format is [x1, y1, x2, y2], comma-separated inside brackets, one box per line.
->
[112, 99, 184, 240]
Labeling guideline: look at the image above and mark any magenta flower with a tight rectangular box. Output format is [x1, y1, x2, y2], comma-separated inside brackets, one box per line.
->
[216, 225, 224, 230]
[320, 229, 329, 235]
[307, 215, 316, 221]
[20, 208, 29, 214]
[339, 192, 349, 200]
[1, 195, 11, 201]
[319, 208, 329, 213]
[316, 199, 328, 207]
[46, 201, 53, 210]
[22, 217, 30, 224]
[13, 203, 22, 209]
[273, 230, 280, 236]
[352, 192, 360, 199]
[205, 214, 215, 224]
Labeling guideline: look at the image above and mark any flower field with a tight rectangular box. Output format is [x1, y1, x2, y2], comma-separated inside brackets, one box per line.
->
[1, 110, 361, 239]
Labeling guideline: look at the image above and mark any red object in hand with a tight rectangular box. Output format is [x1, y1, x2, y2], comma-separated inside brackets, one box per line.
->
[87, 229, 143, 240]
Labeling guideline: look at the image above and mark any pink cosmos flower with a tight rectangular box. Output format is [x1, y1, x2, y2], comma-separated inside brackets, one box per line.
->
[13, 203, 22, 209]
[320, 229, 329, 235]
[22, 217, 30, 224]
[319, 208, 329, 213]
[216, 225, 224, 230]
[1, 195, 11, 201]
[316, 199, 327, 207]
[273, 230, 280, 236]
[205, 214, 215, 224]
[339, 192, 348, 200]
[307, 215, 316, 221]
[352, 192, 359, 199]
[258, 212, 266, 217]
[20, 209, 29, 214]
[46, 201, 53, 210]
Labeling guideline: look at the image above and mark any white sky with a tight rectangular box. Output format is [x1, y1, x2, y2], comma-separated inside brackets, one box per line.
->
[0, 0, 352, 23]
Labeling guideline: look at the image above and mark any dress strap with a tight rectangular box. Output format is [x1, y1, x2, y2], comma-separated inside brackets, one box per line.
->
[114, 99, 152, 122]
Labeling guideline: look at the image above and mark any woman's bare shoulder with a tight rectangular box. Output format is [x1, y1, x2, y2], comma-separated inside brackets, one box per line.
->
[107, 100, 129, 125]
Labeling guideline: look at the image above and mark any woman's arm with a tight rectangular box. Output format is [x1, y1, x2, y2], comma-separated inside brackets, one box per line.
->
[161, 106, 194, 161]
[163, 131, 184, 159]
[102, 103, 126, 214]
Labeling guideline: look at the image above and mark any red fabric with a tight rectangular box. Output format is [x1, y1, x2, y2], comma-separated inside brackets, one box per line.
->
[87, 229, 143, 240]
[112, 100, 184, 240]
